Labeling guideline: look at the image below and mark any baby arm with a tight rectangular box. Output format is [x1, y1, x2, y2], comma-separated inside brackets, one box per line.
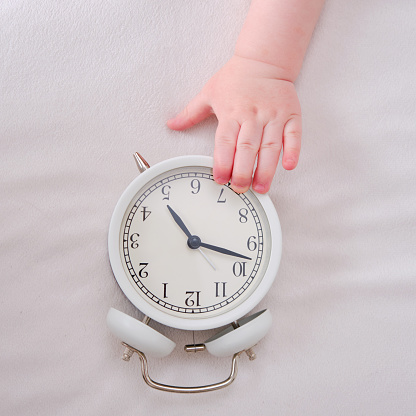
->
[167, 0, 325, 193]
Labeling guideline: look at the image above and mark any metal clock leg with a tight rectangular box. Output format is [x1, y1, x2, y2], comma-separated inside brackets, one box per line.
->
[232, 321, 256, 360]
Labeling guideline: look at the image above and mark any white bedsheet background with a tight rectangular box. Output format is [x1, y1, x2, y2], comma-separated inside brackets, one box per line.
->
[1, 1, 416, 415]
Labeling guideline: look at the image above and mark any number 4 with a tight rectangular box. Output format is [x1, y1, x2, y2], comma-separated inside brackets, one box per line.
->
[141, 206, 151, 221]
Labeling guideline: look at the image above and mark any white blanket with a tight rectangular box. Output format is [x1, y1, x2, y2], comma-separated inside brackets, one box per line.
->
[1, 1, 415, 415]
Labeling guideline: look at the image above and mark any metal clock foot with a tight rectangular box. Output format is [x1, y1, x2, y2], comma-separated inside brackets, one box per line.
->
[122, 346, 135, 362]
[232, 320, 256, 360]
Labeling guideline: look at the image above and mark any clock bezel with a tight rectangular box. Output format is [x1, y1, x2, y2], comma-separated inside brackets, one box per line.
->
[108, 155, 282, 330]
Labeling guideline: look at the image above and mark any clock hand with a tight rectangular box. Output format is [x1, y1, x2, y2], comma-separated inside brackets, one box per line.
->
[167, 205, 216, 270]
[197, 248, 216, 271]
[167, 205, 192, 238]
[199, 242, 252, 260]
[167, 205, 250, 260]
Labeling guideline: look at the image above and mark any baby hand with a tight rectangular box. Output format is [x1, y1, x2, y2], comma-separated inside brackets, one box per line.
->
[167, 55, 302, 194]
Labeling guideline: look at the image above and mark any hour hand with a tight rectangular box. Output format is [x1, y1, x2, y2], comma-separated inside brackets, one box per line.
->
[199, 242, 252, 260]
[167, 205, 216, 270]
[167, 205, 192, 238]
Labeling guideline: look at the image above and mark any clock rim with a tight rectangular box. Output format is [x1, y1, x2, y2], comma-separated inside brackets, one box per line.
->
[108, 155, 282, 330]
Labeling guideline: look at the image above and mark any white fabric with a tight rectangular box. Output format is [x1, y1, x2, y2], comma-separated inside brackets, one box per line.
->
[1, 1, 415, 414]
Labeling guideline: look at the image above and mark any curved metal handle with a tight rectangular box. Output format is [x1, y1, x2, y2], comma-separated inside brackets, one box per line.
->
[122, 342, 241, 394]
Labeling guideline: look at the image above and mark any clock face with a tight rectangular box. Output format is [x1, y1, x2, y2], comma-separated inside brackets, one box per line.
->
[109, 156, 281, 330]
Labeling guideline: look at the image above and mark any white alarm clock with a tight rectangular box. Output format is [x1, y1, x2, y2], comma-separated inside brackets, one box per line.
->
[107, 153, 282, 393]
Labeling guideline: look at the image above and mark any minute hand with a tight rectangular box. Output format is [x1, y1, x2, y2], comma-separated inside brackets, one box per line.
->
[199, 242, 251, 260]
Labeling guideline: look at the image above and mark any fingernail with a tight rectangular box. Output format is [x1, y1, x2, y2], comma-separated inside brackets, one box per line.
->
[283, 158, 297, 170]
[231, 184, 247, 194]
[215, 177, 228, 185]
[253, 184, 266, 193]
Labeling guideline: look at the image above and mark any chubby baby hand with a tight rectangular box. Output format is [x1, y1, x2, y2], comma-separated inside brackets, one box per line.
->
[167, 55, 302, 194]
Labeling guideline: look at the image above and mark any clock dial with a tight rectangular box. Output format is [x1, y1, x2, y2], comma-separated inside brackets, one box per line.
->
[119, 166, 272, 320]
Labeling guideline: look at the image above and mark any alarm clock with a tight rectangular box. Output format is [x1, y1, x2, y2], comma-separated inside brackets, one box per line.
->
[107, 153, 282, 393]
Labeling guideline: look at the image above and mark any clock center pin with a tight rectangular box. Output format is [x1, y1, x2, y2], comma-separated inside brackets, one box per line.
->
[187, 235, 202, 249]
